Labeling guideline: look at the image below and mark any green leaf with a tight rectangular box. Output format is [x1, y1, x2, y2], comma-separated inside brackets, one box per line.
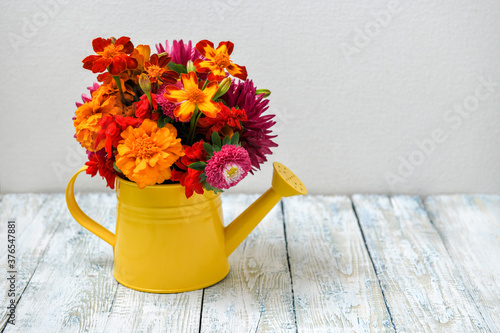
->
[168, 62, 188, 75]
[211, 131, 221, 147]
[188, 161, 207, 171]
[158, 115, 168, 128]
[222, 135, 231, 146]
[230, 132, 240, 145]
[113, 163, 122, 174]
[199, 173, 207, 182]
[203, 142, 214, 156]
[203, 181, 224, 194]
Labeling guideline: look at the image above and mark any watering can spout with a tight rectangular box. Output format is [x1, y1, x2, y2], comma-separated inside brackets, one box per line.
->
[224, 162, 307, 256]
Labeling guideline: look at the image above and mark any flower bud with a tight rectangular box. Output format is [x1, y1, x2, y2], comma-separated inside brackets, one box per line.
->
[255, 89, 271, 98]
[138, 73, 153, 106]
[213, 77, 232, 99]
[186, 60, 196, 73]
[138, 73, 151, 94]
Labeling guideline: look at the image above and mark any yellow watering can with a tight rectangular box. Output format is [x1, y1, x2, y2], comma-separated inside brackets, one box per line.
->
[66, 162, 306, 293]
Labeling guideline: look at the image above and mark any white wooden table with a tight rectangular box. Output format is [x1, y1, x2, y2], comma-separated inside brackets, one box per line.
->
[1, 193, 499, 332]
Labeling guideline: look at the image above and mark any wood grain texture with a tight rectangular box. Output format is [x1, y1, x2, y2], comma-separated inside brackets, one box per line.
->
[353, 195, 490, 332]
[3, 193, 118, 333]
[424, 195, 500, 332]
[104, 286, 202, 333]
[200, 194, 295, 333]
[3, 193, 499, 333]
[283, 195, 393, 332]
[0, 193, 54, 329]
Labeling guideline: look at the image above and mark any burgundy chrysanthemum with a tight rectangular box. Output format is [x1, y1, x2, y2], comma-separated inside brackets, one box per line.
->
[221, 80, 278, 173]
[155, 40, 202, 67]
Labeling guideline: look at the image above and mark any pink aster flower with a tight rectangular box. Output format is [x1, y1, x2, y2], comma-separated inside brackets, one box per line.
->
[221, 80, 278, 173]
[155, 40, 202, 67]
[205, 145, 251, 189]
[75, 82, 100, 107]
[157, 82, 182, 119]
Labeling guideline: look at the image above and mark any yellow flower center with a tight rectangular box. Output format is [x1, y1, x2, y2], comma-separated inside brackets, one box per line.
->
[186, 88, 205, 104]
[146, 65, 165, 80]
[100, 44, 124, 59]
[134, 137, 157, 159]
[226, 166, 238, 178]
[213, 53, 230, 68]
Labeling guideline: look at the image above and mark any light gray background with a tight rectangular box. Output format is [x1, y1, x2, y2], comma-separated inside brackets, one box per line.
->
[1, 0, 499, 194]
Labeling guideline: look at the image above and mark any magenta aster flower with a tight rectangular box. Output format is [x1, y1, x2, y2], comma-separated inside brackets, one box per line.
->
[155, 40, 202, 67]
[221, 80, 278, 173]
[75, 82, 100, 108]
[205, 145, 251, 189]
[157, 82, 182, 119]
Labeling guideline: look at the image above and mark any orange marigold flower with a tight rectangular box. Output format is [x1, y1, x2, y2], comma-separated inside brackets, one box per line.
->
[82, 36, 138, 76]
[116, 119, 185, 188]
[130, 44, 151, 72]
[144, 54, 178, 85]
[194, 40, 247, 82]
[74, 86, 122, 152]
[163, 71, 220, 122]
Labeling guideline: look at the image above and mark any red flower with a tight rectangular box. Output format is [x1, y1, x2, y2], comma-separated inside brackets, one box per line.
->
[85, 149, 116, 189]
[134, 94, 159, 121]
[95, 115, 143, 156]
[144, 54, 178, 86]
[82, 37, 138, 76]
[194, 40, 247, 82]
[171, 169, 204, 198]
[171, 140, 207, 198]
[198, 103, 247, 139]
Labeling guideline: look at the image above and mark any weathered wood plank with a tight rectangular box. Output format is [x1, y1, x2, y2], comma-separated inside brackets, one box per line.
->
[284, 195, 393, 332]
[0, 193, 54, 329]
[104, 286, 202, 333]
[3, 193, 118, 333]
[425, 195, 500, 332]
[475, 195, 500, 228]
[353, 195, 490, 332]
[200, 194, 295, 332]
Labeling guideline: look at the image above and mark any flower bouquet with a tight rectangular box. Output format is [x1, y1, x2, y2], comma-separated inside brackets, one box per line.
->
[74, 37, 277, 197]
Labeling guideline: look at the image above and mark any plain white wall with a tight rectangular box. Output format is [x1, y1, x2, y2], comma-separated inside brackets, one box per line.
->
[1, 0, 499, 195]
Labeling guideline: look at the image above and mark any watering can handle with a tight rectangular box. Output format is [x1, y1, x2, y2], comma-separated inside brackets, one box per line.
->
[65, 166, 116, 247]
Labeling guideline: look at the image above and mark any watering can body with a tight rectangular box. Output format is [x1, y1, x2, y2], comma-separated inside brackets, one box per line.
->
[114, 177, 230, 292]
[66, 162, 306, 293]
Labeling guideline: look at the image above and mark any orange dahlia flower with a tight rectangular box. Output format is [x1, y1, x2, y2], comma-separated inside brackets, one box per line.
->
[82, 37, 138, 76]
[116, 119, 185, 188]
[194, 40, 247, 82]
[163, 71, 220, 122]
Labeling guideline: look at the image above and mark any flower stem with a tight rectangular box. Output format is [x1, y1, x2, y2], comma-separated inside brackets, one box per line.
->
[187, 78, 212, 144]
[202, 78, 209, 90]
[112, 75, 126, 104]
[187, 106, 201, 145]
